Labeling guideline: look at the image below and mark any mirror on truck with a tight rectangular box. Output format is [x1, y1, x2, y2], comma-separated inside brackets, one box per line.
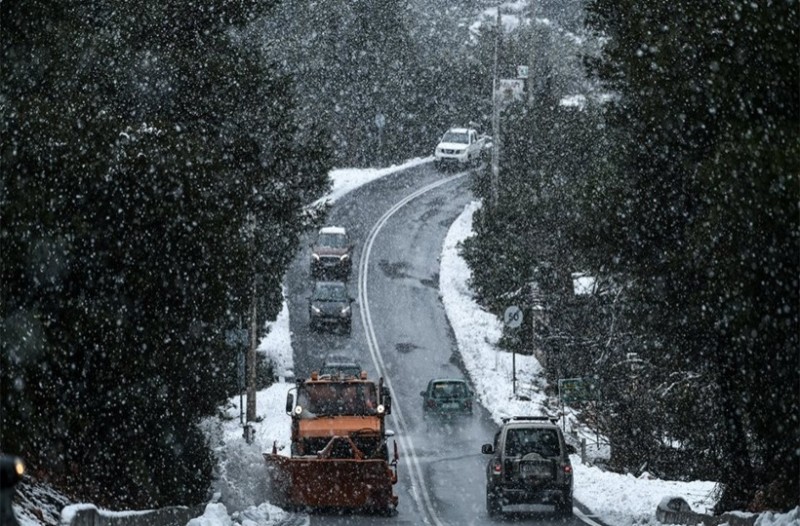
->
[381, 386, 392, 415]
[1, 454, 25, 526]
[285, 392, 294, 414]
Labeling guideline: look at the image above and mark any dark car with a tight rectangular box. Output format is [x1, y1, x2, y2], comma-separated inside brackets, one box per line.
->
[308, 281, 354, 334]
[420, 379, 474, 417]
[310, 226, 353, 279]
[481, 416, 576, 518]
[320, 353, 363, 378]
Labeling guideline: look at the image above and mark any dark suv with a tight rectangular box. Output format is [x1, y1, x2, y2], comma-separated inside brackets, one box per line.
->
[481, 416, 576, 518]
[320, 353, 363, 378]
[420, 379, 474, 417]
[310, 226, 353, 279]
[308, 281, 353, 334]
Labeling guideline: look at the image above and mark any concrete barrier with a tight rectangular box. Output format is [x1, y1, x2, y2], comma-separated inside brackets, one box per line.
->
[61, 503, 205, 526]
[656, 497, 757, 526]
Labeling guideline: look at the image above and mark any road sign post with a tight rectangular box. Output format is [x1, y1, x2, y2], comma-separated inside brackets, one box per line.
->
[375, 113, 386, 164]
[226, 328, 248, 426]
[237, 351, 245, 425]
[504, 305, 523, 396]
[558, 377, 598, 432]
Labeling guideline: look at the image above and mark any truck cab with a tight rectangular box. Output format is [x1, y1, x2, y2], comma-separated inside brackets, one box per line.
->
[434, 127, 487, 170]
[265, 372, 399, 512]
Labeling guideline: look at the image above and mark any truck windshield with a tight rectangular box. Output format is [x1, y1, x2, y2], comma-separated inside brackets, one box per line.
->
[504, 428, 561, 458]
[317, 233, 347, 248]
[442, 131, 469, 144]
[297, 382, 378, 416]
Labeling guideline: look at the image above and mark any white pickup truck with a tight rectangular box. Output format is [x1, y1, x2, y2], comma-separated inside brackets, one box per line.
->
[434, 127, 489, 170]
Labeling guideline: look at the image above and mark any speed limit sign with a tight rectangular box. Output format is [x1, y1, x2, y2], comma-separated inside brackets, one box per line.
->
[504, 305, 523, 329]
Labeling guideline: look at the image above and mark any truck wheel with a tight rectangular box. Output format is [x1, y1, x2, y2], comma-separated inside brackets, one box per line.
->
[486, 489, 502, 517]
[557, 494, 573, 517]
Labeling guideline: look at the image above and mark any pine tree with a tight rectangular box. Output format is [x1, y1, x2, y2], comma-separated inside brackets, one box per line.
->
[1, 0, 331, 507]
[584, 0, 799, 510]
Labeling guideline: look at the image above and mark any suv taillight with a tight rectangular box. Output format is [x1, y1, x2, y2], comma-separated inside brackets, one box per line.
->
[563, 465, 573, 474]
[492, 461, 502, 475]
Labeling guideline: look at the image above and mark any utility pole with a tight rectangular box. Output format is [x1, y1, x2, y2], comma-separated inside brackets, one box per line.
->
[246, 276, 257, 423]
[246, 212, 257, 429]
[528, 1, 537, 107]
[490, 5, 501, 207]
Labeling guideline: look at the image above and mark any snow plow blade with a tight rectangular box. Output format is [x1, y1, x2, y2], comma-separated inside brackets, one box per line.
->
[264, 453, 398, 511]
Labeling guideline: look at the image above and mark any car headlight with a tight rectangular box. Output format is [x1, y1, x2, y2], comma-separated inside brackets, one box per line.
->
[311, 306, 322, 315]
[376, 404, 385, 414]
[311, 253, 320, 261]
[294, 405, 303, 415]
[340, 305, 351, 316]
[340, 254, 349, 261]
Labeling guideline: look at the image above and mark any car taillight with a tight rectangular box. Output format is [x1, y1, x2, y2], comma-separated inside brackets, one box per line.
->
[493, 461, 502, 475]
[563, 465, 573, 474]
[427, 399, 437, 408]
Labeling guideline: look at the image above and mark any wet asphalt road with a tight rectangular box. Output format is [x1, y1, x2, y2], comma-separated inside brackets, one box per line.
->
[285, 163, 597, 526]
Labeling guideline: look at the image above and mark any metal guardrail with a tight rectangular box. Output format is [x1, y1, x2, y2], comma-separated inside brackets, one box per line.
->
[656, 497, 757, 526]
[61, 504, 205, 526]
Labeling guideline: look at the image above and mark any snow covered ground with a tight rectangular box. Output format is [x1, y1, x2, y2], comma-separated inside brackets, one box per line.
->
[17, 158, 797, 526]
[193, 161, 796, 526]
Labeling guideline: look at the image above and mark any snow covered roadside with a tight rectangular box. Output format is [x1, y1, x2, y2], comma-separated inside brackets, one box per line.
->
[438, 200, 800, 526]
[311, 156, 432, 207]
[21, 158, 794, 526]
[187, 158, 436, 526]
[192, 378, 300, 526]
[192, 169, 798, 526]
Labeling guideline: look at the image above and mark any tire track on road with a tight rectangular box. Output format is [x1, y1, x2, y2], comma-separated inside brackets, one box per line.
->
[358, 172, 469, 526]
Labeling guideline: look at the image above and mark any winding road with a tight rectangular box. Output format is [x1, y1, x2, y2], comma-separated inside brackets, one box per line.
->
[285, 163, 604, 526]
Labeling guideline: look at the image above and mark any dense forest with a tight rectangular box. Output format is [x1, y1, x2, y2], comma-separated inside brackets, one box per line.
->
[464, 0, 799, 512]
[2, 0, 796, 515]
[0, 0, 508, 508]
[0, 0, 332, 508]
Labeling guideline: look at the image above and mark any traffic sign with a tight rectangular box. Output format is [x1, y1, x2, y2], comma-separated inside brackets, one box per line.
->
[504, 305, 523, 329]
[558, 377, 598, 404]
[225, 328, 248, 348]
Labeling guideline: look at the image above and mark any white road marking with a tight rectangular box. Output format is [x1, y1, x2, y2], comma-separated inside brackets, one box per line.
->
[358, 172, 468, 526]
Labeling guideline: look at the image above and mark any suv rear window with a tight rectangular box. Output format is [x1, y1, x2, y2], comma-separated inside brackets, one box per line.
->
[431, 382, 467, 398]
[504, 428, 560, 458]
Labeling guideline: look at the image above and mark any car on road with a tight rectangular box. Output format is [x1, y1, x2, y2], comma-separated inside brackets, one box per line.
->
[310, 226, 353, 279]
[481, 416, 576, 518]
[433, 127, 488, 170]
[420, 378, 473, 417]
[308, 281, 354, 334]
[320, 353, 363, 378]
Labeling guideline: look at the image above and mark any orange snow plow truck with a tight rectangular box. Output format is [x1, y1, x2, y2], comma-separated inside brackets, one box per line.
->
[264, 371, 399, 512]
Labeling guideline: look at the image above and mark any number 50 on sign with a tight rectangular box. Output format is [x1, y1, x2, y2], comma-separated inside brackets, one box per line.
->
[504, 305, 523, 328]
